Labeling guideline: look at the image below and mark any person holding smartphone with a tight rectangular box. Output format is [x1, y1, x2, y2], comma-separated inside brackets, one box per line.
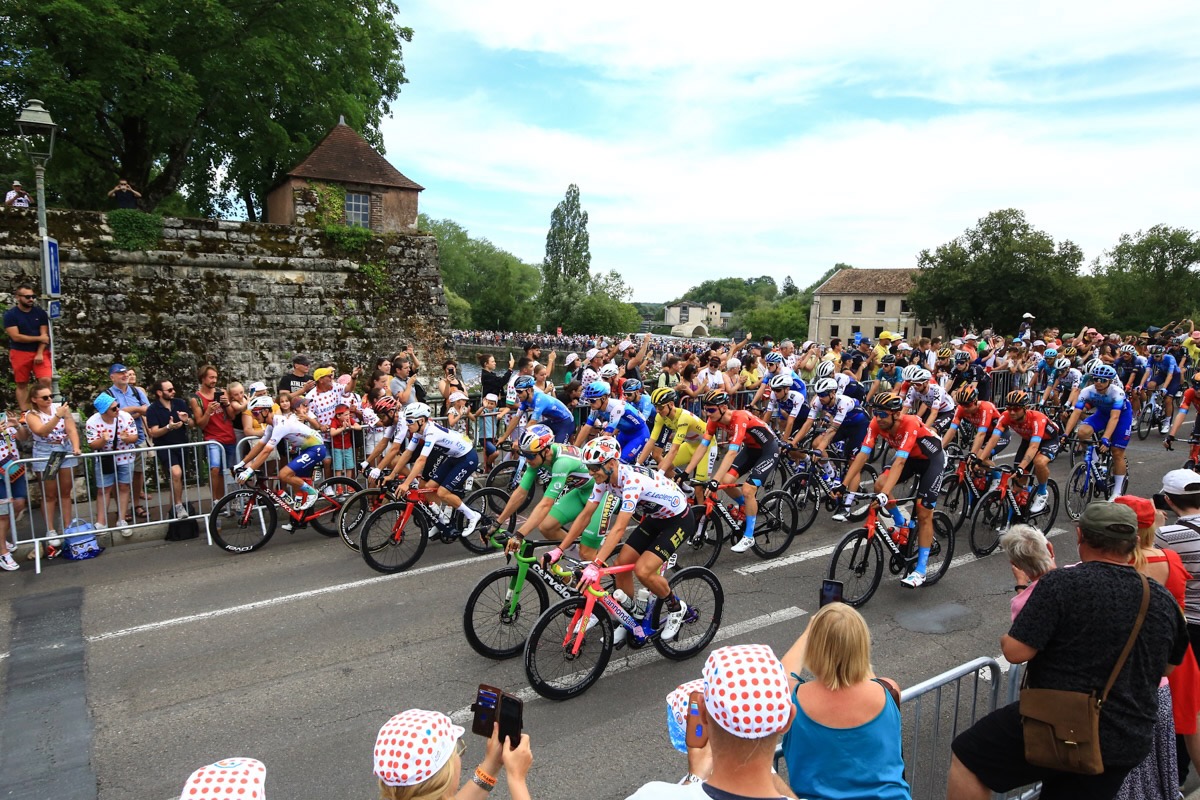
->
[106, 179, 142, 209]
[4, 180, 30, 208]
[438, 359, 467, 415]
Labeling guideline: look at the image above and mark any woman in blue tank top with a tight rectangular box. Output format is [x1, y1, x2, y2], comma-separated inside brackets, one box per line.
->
[780, 604, 911, 800]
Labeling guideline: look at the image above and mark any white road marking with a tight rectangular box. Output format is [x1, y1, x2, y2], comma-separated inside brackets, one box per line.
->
[448, 605, 808, 724]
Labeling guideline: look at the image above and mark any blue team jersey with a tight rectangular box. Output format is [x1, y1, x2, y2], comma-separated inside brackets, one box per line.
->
[587, 397, 648, 435]
[1074, 383, 1128, 414]
[630, 393, 654, 420]
[1114, 355, 1148, 382]
[519, 388, 573, 425]
[1151, 354, 1180, 378]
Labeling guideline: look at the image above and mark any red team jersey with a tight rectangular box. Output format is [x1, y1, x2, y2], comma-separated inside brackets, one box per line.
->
[705, 410, 774, 449]
[995, 408, 1057, 441]
[951, 401, 1002, 433]
[862, 415, 938, 460]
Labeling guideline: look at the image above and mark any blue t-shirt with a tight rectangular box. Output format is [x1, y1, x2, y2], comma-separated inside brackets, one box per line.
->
[3, 305, 49, 353]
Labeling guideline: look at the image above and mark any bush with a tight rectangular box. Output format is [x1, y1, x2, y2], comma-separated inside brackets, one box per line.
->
[108, 209, 163, 251]
[325, 224, 374, 254]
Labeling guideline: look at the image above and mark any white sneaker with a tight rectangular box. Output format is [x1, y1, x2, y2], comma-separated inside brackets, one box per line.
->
[570, 614, 599, 637]
[662, 601, 689, 641]
[831, 510, 849, 522]
[901, 571, 926, 588]
[174, 504, 188, 520]
[295, 492, 318, 511]
[460, 510, 481, 539]
[320, 485, 337, 498]
[117, 520, 132, 538]
[1161, 421, 1171, 434]
[0, 552, 18, 571]
[730, 535, 755, 553]
[1028, 492, 1048, 514]
[281, 522, 295, 532]
[46, 530, 61, 547]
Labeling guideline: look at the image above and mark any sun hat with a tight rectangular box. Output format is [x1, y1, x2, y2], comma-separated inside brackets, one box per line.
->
[1113, 495, 1155, 529]
[448, 391, 468, 403]
[373, 709, 464, 787]
[94, 394, 117, 414]
[1079, 502, 1137, 542]
[564, 353, 579, 366]
[701, 644, 791, 739]
[312, 367, 334, 381]
[180, 757, 266, 799]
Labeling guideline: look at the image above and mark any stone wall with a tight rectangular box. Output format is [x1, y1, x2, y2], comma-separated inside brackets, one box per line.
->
[0, 209, 449, 404]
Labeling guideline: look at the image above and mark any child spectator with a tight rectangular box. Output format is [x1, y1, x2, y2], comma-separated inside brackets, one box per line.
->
[328, 403, 359, 479]
[473, 393, 500, 469]
[447, 391, 470, 437]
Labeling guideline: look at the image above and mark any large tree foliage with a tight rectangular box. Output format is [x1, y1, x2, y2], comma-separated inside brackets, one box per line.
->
[422, 215, 541, 332]
[1093, 225, 1200, 331]
[734, 296, 810, 341]
[540, 183, 591, 330]
[909, 209, 1097, 334]
[0, 0, 410, 217]
[572, 271, 642, 335]
[678, 276, 778, 313]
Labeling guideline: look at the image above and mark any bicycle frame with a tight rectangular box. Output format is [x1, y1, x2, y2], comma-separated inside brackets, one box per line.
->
[563, 562, 656, 656]
[860, 502, 917, 563]
[243, 475, 330, 524]
[503, 542, 588, 613]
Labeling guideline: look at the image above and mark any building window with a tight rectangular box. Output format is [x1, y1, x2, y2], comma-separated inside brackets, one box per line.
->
[901, 327, 909, 339]
[830, 325, 839, 338]
[874, 326, 884, 338]
[901, 299, 911, 314]
[831, 299, 841, 313]
[922, 327, 932, 339]
[876, 299, 886, 313]
[853, 299, 863, 313]
[345, 192, 370, 228]
[851, 325, 861, 335]
[680, 307, 689, 322]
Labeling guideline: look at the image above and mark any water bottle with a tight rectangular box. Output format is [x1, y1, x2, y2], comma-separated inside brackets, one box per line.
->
[612, 589, 632, 609]
[634, 588, 651, 619]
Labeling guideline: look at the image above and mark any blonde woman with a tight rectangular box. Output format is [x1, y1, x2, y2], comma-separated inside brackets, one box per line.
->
[779, 603, 910, 800]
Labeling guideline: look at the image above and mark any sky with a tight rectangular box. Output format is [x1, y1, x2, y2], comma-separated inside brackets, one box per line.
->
[378, 2, 1200, 302]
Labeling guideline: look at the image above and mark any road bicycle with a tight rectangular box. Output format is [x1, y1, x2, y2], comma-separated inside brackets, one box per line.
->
[1136, 388, 1169, 440]
[1065, 443, 1128, 520]
[208, 473, 361, 553]
[826, 495, 955, 607]
[671, 479, 799, 568]
[358, 484, 508, 573]
[335, 483, 388, 551]
[523, 559, 723, 700]
[943, 418, 977, 461]
[969, 465, 1059, 556]
[938, 453, 993, 533]
[1165, 432, 1200, 473]
[780, 446, 878, 533]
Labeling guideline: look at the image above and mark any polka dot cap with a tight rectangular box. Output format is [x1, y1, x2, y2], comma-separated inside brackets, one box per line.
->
[702, 644, 791, 739]
[373, 709, 465, 787]
[181, 757, 266, 799]
[666, 679, 706, 728]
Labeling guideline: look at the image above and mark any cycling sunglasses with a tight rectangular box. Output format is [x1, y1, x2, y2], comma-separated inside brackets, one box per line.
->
[871, 410, 893, 418]
[703, 406, 722, 415]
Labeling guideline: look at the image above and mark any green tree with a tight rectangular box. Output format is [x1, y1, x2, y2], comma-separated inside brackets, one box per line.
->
[570, 271, 641, 335]
[0, 0, 411, 217]
[909, 209, 1098, 334]
[732, 296, 810, 341]
[1093, 225, 1200, 330]
[444, 287, 472, 328]
[781, 276, 798, 297]
[678, 276, 778, 314]
[540, 183, 591, 329]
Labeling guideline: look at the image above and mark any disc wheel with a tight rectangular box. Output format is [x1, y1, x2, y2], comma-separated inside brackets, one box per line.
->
[463, 566, 550, 659]
[651, 567, 724, 660]
[674, 505, 722, 569]
[309, 477, 362, 536]
[523, 596, 613, 701]
[360, 501, 428, 574]
[210, 489, 277, 553]
[828, 528, 884, 607]
[921, 510, 956, 586]
[457, 487, 510, 554]
[969, 491, 1010, 557]
[751, 490, 798, 559]
[336, 487, 386, 551]
[782, 473, 820, 534]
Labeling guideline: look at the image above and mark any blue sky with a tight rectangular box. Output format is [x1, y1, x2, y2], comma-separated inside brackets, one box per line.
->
[378, 1, 1200, 302]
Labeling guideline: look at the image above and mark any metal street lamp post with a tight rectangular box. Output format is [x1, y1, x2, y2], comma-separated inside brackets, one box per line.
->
[15, 99, 60, 397]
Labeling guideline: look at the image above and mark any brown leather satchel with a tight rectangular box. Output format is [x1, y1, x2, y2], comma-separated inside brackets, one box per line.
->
[1019, 572, 1150, 775]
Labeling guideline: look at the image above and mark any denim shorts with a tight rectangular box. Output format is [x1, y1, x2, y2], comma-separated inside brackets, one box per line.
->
[0, 472, 28, 501]
[31, 440, 79, 472]
[96, 462, 133, 488]
[206, 441, 238, 471]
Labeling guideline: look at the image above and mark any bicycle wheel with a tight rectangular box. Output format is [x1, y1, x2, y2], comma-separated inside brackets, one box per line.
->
[856, 464, 879, 496]
[457, 487, 509, 554]
[828, 528, 883, 607]
[1137, 406, 1154, 440]
[463, 565, 550, 659]
[922, 510, 956, 586]
[523, 596, 613, 701]
[1027, 479, 1059, 533]
[336, 487, 386, 551]
[210, 489, 277, 553]
[674, 506, 722, 570]
[782, 473, 820, 533]
[310, 477, 362, 536]
[485, 461, 536, 513]
[969, 491, 1010, 557]
[938, 475, 970, 533]
[751, 490, 798, 559]
[359, 501, 429, 573]
[1065, 464, 1089, 521]
[651, 567, 724, 660]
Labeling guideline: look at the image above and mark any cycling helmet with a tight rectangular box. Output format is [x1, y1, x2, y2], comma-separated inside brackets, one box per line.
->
[599, 364, 620, 379]
[248, 395, 274, 412]
[902, 364, 923, 382]
[512, 375, 536, 391]
[1119, 344, 1137, 355]
[702, 390, 730, 407]
[623, 379, 643, 393]
[764, 352, 784, 365]
[581, 436, 621, 466]
[1062, 346, 1078, 358]
[768, 373, 793, 390]
[813, 377, 838, 396]
[582, 380, 611, 401]
[1005, 390, 1029, 408]
[1083, 358, 1102, 376]
[1090, 363, 1117, 381]
[881, 354, 896, 365]
[1192, 372, 1200, 389]
[404, 402, 432, 420]
[518, 423, 555, 456]
[815, 361, 835, 378]
[869, 391, 904, 413]
[372, 395, 398, 415]
[1044, 347, 1058, 360]
[1054, 357, 1071, 371]
[910, 368, 932, 383]
[937, 346, 954, 359]
[650, 387, 678, 406]
[1150, 345, 1166, 356]
[953, 351, 970, 364]
[954, 386, 978, 406]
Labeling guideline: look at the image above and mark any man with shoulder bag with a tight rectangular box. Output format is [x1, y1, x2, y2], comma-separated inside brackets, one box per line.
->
[948, 502, 1189, 800]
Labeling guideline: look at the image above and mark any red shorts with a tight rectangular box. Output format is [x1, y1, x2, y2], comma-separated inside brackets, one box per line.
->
[9, 349, 51, 383]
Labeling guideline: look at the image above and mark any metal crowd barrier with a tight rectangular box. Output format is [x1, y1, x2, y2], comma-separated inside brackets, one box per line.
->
[3, 440, 217, 574]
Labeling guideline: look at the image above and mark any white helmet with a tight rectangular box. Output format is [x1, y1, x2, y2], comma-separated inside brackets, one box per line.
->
[1083, 359, 1102, 376]
[404, 402, 432, 421]
[598, 364, 619, 379]
[248, 395, 274, 412]
[815, 361, 835, 379]
[813, 377, 838, 395]
[909, 368, 932, 383]
[768, 373, 792, 390]
[1054, 357, 1071, 371]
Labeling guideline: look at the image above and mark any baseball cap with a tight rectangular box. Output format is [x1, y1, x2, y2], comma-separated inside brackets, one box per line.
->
[109, 363, 128, 375]
[181, 758, 266, 800]
[879, 331, 894, 340]
[1023, 312, 1035, 319]
[585, 348, 600, 361]
[950, 338, 962, 346]
[292, 354, 310, 366]
[291, 395, 309, 406]
[1114, 495, 1155, 529]
[800, 341, 813, 351]
[483, 393, 499, 403]
[333, 403, 350, 414]
[701, 644, 791, 739]
[1079, 502, 1137, 541]
[618, 339, 634, 351]
[898, 342, 913, 351]
[373, 709, 464, 787]
[564, 353, 579, 366]
[94, 394, 117, 414]
[1160, 469, 1200, 496]
[964, 333, 978, 341]
[248, 381, 268, 394]
[312, 367, 334, 381]
[1032, 340, 1046, 347]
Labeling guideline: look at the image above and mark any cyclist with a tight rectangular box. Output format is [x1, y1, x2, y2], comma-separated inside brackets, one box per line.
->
[549, 436, 696, 642]
[1163, 371, 1200, 448]
[947, 350, 992, 402]
[235, 396, 327, 510]
[980, 390, 1062, 512]
[623, 379, 655, 423]
[943, 385, 1008, 458]
[1062, 362, 1133, 498]
[575, 380, 650, 462]
[1032, 346, 1059, 395]
[794, 376, 870, 458]
[764, 373, 809, 444]
[494, 424, 615, 561]
[383, 402, 482, 537]
[1038, 356, 1083, 411]
[500, 375, 575, 444]
[1115, 344, 1149, 414]
[359, 396, 403, 476]
[639, 388, 714, 479]
[751, 351, 803, 412]
[683, 390, 780, 554]
[835, 391, 946, 588]
[903, 368, 957, 435]
[874, 354, 901, 389]
[1142, 344, 1183, 433]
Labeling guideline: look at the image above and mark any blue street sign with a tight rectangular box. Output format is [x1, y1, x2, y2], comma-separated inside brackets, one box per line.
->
[48, 299, 62, 320]
[42, 236, 61, 298]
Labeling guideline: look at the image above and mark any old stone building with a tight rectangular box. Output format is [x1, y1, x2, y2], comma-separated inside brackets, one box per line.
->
[807, 268, 948, 343]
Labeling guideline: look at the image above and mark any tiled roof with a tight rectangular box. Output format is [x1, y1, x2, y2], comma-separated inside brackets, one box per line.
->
[813, 268, 917, 295]
[284, 120, 424, 191]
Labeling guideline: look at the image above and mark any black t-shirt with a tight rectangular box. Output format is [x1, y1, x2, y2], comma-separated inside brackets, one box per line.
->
[1010, 561, 1189, 768]
[112, 189, 138, 209]
[145, 399, 191, 446]
[3, 305, 49, 353]
[277, 372, 308, 395]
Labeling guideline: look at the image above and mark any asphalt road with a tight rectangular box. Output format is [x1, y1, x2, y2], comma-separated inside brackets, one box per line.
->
[0, 432, 1189, 800]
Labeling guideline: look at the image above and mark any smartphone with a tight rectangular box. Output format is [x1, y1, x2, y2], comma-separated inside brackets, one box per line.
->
[497, 692, 523, 747]
[684, 690, 708, 748]
[820, 578, 844, 607]
[471, 684, 502, 737]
